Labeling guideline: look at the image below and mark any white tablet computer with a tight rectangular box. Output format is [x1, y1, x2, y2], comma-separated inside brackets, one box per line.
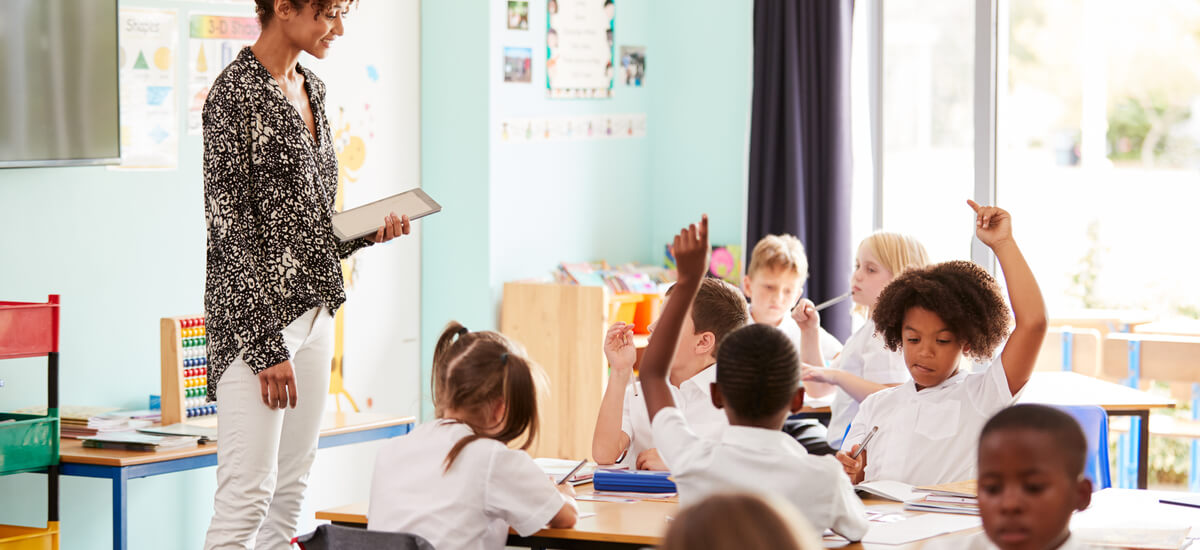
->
[332, 188, 442, 242]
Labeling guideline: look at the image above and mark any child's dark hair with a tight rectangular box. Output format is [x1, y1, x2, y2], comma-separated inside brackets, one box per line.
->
[871, 260, 1010, 361]
[981, 404, 1087, 478]
[714, 324, 800, 421]
[432, 321, 541, 472]
[664, 277, 749, 357]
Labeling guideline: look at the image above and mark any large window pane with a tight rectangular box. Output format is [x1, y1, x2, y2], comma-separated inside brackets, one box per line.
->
[881, 0, 976, 262]
[999, 0, 1200, 318]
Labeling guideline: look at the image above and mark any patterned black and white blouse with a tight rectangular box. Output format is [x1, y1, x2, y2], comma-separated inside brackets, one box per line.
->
[202, 47, 372, 400]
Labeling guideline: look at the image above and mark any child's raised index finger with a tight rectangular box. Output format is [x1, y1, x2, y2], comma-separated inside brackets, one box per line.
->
[698, 214, 709, 241]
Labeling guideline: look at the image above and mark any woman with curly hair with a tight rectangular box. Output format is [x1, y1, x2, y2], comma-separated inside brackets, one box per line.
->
[835, 200, 1047, 486]
[202, 1, 410, 548]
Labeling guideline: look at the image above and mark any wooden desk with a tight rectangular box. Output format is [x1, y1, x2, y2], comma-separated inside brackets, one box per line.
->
[1020, 371, 1175, 488]
[316, 486, 985, 550]
[319, 487, 1199, 550]
[59, 412, 414, 550]
[1133, 320, 1200, 337]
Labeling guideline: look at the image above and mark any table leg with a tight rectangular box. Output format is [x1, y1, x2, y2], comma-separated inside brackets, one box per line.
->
[113, 468, 128, 550]
[1137, 410, 1149, 490]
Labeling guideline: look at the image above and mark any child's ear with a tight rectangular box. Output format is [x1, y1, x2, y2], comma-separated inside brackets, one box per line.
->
[710, 383, 725, 409]
[788, 387, 806, 414]
[695, 331, 716, 357]
[741, 275, 753, 299]
[1074, 477, 1093, 511]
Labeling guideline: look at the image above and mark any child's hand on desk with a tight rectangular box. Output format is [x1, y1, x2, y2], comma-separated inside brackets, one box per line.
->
[791, 298, 820, 331]
[549, 476, 577, 498]
[671, 215, 710, 285]
[835, 445, 866, 485]
[801, 363, 840, 386]
[636, 448, 668, 471]
[967, 200, 1013, 249]
[604, 322, 637, 375]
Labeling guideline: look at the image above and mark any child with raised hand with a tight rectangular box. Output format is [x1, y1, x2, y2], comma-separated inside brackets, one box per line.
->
[592, 278, 747, 470]
[837, 201, 1048, 486]
[641, 215, 869, 541]
[661, 492, 823, 550]
[800, 232, 930, 450]
[368, 323, 577, 550]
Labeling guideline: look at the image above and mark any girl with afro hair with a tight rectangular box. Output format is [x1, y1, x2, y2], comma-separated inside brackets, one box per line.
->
[836, 200, 1047, 486]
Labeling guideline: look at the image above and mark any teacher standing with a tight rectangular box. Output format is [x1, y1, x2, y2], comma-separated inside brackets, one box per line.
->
[201, 1, 407, 548]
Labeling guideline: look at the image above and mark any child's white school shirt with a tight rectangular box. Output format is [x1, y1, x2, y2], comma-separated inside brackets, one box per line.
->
[843, 355, 1020, 486]
[766, 306, 844, 364]
[651, 406, 870, 541]
[368, 419, 565, 550]
[618, 364, 727, 467]
[826, 319, 911, 450]
[923, 532, 1100, 550]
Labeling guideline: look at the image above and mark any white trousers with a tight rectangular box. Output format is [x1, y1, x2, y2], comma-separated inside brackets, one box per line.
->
[204, 307, 333, 550]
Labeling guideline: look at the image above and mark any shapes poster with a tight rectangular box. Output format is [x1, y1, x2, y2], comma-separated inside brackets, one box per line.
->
[547, 0, 615, 98]
[187, 14, 260, 135]
[116, 8, 179, 170]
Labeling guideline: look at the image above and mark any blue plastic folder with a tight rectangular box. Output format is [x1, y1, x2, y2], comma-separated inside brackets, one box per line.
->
[592, 468, 678, 493]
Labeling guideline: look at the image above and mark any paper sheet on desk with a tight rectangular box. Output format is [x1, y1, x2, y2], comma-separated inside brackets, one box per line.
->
[861, 514, 980, 545]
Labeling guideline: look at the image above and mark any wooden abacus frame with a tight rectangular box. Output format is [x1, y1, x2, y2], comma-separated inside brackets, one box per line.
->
[160, 315, 213, 426]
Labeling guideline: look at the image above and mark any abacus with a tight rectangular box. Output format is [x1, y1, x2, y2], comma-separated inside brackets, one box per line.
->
[160, 315, 217, 426]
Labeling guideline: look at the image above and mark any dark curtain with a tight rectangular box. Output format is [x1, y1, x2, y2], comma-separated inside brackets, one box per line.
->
[746, 0, 855, 340]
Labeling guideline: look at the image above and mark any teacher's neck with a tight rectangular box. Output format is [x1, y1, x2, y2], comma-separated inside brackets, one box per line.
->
[251, 27, 303, 81]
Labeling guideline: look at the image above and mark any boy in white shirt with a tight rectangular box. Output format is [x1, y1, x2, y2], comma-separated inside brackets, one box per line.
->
[592, 277, 748, 470]
[641, 216, 869, 541]
[925, 404, 1098, 550]
[743, 234, 844, 455]
[838, 201, 1048, 487]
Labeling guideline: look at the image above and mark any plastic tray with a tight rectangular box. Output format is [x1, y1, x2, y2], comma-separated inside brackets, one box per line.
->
[0, 414, 59, 475]
[0, 299, 59, 360]
[0, 522, 58, 550]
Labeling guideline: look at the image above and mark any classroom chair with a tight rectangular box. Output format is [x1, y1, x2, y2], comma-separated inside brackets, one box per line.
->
[291, 524, 435, 550]
[1049, 404, 1112, 490]
[1101, 332, 1200, 491]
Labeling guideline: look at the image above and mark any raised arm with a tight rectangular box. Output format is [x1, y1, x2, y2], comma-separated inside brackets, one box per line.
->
[967, 200, 1048, 395]
[591, 322, 636, 464]
[642, 215, 711, 423]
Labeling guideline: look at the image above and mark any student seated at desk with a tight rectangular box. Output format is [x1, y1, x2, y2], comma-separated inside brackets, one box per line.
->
[661, 492, 822, 550]
[926, 404, 1096, 550]
[641, 215, 869, 541]
[838, 201, 1048, 487]
[591, 277, 748, 470]
[799, 231, 929, 451]
[742, 233, 844, 455]
[368, 323, 577, 550]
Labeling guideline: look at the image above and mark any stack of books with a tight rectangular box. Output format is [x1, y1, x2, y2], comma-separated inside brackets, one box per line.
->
[80, 431, 200, 452]
[904, 480, 979, 516]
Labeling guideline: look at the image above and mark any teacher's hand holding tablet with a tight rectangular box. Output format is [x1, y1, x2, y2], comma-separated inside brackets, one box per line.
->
[368, 212, 411, 244]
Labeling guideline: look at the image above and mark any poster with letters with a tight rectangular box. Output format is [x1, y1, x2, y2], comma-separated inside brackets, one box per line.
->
[547, 0, 615, 98]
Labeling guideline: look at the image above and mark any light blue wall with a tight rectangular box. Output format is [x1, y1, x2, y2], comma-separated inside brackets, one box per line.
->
[647, 0, 753, 260]
[417, 0, 754, 419]
[418, 0, 493, 420]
